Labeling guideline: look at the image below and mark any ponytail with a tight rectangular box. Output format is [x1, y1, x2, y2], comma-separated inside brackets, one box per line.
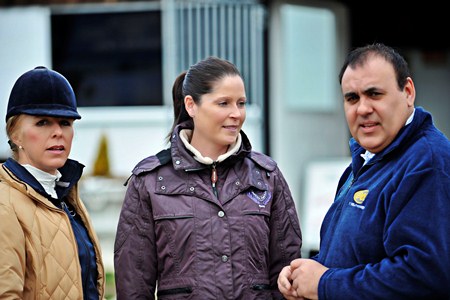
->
[166, 72, 190, 142]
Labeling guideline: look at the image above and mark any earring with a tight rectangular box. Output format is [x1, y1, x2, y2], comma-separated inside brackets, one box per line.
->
[19, 145, 23, 150]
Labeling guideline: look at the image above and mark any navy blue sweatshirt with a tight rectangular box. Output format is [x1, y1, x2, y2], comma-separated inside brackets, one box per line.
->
[314, 107, 450, 299]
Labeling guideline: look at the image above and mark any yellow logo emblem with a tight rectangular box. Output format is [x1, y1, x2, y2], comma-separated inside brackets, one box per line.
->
[353, 190, 369, 204]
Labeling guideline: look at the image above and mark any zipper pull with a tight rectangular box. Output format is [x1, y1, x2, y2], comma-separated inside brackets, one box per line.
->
[61, 201, 76, 217]
[211, 163, 217, 188]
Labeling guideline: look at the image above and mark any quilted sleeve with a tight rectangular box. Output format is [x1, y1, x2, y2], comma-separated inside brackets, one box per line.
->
[0, 196, 26, 299]
[114, 174, 157, 300]
[268, 166, 303, 298]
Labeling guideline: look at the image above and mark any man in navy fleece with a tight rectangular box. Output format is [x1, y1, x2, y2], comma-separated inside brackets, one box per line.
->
[278, 43, 450, 300]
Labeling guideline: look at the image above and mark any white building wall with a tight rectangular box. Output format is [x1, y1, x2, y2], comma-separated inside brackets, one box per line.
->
[0, 6, 52, 159]
[269, 0, 350, 256]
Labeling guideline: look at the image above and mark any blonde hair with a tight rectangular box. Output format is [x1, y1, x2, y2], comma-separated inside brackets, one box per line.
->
[6, 115, 22, 160]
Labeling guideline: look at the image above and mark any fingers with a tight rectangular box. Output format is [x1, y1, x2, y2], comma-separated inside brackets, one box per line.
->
[290, 258, 303, 268]
[278, 265, 300, 298]
[277, 266, 292, 292]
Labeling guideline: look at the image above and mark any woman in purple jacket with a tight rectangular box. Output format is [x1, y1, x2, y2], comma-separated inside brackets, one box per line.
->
[114, 56, 302, 299]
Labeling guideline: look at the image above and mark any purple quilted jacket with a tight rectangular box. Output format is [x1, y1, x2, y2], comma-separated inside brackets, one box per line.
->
[114, 122, 302, 300]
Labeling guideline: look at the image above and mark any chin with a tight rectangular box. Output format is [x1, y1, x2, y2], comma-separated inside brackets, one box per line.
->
[360, 143, 381, 153]
[49, 160, 67, 170]
[223, 138, 237, 146]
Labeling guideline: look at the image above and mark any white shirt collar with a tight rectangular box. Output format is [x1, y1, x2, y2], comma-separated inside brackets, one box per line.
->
[22, 164, 62, 199]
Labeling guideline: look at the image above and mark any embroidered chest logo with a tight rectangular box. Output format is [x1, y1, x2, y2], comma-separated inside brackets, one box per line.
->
[247, 186, 272, 208]
[353, 190, 369, 204]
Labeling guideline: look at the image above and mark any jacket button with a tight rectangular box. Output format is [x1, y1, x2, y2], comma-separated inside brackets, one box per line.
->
[218, 211, 225, 218]
[175, 160, 181, 165]
[189, 187, 195, 192]
[221, 255, 229, 262]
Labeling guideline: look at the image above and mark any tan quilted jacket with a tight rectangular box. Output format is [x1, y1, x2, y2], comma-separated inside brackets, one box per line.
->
[0, 165, 105, 299]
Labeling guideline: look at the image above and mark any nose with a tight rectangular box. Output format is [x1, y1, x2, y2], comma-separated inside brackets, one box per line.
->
[52, 124, 63, 137]
[229, 104, 244, 118]
[356, 97, 373, 115]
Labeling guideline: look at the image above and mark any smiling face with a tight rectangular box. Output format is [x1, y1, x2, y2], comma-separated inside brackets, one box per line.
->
[341, 55, 415, 153]
[185, 75, 246, 159]
[11, 115, 74, 174]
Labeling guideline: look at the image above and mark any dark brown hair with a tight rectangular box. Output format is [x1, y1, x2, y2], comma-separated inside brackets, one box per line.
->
[338, 43, 411, 90]
[167, 56, 242, 142]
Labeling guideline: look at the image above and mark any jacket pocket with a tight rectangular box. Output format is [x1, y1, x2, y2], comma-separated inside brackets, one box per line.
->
[157, 286, 193, 298]
[242, 210, 270, 275]
[244, 280, 277, 299]
[154, 213, 195, 277]
[251, 283, 271, 290]
[157, 276, 196, 299]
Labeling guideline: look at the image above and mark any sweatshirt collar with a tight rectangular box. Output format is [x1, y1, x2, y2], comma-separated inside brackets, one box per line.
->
[179, 129, 242, 165]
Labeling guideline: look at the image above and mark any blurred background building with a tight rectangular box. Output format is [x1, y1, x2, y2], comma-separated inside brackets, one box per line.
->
[1, 0, 449, 298]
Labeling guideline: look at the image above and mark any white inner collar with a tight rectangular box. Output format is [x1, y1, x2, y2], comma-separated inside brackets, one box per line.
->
[22, 164, 62, 199]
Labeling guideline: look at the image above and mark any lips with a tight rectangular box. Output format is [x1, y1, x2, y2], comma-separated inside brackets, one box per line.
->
[223, 125, 239, 132]
[47, 145, 65, 151]
[361, 119, 378, 127]
[359, 121, 379, 134]
[360, 120, 379, 128]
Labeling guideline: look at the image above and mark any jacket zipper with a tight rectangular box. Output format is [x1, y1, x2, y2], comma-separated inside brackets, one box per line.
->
[211, 162, 218, 198]
[185, 163, 219, 198]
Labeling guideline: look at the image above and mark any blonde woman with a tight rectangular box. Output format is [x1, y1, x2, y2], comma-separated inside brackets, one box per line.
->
[0, 67, 105, 299]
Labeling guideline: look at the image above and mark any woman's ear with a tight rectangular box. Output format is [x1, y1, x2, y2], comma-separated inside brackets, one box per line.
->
[10, 130, 21, 147]
[184, 95, 196, 118]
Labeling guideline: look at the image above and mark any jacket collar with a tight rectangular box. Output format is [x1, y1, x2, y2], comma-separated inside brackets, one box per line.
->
[179, 128, 242, 165]
[170, 120, 252, 171]
[3, 157, 84, 201]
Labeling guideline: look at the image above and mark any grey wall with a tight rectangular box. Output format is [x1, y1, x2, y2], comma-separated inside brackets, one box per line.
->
[409, 50, 450, 138]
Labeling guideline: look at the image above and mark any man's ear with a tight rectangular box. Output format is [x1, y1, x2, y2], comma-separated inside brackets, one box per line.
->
[405, 77, 416, 107]
[184, 95, 196, 117]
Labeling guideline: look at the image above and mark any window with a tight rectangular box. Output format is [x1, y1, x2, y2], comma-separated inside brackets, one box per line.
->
[51, 8, 162, 107]
[280, 4, 338, 112]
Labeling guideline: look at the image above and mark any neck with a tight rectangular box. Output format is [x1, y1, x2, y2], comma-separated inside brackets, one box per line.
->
[191, 138, 228, 161]
[179, 129, 242, 164]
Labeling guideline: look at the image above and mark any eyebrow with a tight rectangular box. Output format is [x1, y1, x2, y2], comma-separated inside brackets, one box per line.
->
[344, 86, 379, 98]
